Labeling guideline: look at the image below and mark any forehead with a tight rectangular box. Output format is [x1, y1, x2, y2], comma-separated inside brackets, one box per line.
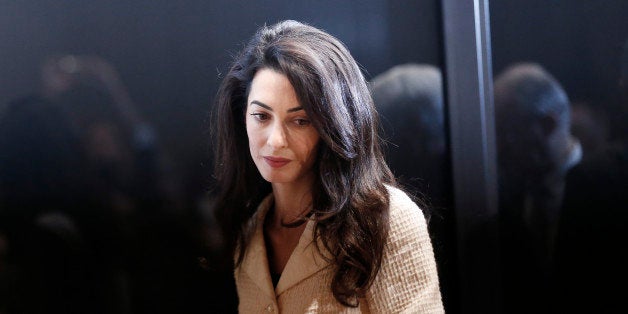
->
[247, 68, 300, 108]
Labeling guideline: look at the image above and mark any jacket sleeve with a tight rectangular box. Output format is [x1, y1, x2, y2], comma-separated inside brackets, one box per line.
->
[365, 187, 444, 313]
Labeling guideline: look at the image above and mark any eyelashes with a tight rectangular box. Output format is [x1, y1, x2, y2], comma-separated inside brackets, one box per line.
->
[293, 118, 311, 126]
[249, 112, 311, 127]
[250, 112, 269, 122]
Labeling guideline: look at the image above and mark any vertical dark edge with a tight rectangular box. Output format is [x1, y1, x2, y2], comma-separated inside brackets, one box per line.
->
[441, 0, 500, 313]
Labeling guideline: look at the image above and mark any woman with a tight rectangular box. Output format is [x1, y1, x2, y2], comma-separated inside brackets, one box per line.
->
[212, 20, 443, 313]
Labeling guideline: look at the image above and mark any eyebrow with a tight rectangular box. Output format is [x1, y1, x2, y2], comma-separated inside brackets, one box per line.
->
[250, 100, 303, 113]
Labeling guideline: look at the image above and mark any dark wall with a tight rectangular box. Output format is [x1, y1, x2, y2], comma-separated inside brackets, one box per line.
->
[491, 0, 628, 105]
[0, 0, 441, 199]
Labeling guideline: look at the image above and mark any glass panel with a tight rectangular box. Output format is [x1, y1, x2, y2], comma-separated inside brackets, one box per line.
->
[491, 1, 628, 312]
[0, 1, 455, 312]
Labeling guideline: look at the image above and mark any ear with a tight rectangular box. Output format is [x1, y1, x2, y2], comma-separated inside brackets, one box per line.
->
[539, 114, 558, 137]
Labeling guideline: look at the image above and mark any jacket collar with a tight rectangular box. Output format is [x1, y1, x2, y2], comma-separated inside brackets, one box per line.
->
[275, 216, 331, 295]
[238, 193, 332, 298]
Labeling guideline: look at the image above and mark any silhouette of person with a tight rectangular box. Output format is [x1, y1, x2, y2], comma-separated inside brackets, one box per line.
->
[40, 55, 223, 314]
[40, 55, 177, 212]
[370, 64, 448, 207]
[1, 55, 214, 313]
[0, 96, 128, 314]
[493, 63, 582, 313]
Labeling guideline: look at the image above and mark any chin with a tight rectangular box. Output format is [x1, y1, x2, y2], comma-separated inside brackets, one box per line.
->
[261, 174, 293, 184]
[257, 169, 283, 182]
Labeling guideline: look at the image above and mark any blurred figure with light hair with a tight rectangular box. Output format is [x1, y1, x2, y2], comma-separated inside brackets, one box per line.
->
[371, 64, 447, 207]
[494, 62, 581, 313]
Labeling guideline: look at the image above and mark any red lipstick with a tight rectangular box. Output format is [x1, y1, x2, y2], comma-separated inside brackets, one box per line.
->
[263, 156, 290, 168]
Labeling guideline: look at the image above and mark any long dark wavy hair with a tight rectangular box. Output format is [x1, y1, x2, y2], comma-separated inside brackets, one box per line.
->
[211, 20, 395, 307]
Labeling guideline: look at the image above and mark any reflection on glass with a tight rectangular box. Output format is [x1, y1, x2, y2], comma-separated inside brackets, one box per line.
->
[494, 63, 581, 312]
[492, 2, 628, 312]
[371, 64, 447, 208]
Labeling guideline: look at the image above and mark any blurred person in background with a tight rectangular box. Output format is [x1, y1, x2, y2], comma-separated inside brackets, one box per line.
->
[493, 63, 582, 313]
[40, 55, 222, 313]
[40, 55, 178, 212]
[1, 55, 218, 313]
[370, 64, 448, 209]
[0, 96, 128, 314]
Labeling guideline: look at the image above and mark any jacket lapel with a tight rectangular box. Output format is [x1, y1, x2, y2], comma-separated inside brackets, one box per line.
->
[238, 194, 276, 300]
[239, 193, 332, 298]
[275, 218, 332, 296]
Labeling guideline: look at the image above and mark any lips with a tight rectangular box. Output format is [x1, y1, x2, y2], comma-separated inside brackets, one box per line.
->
[263, 156, 291, 168]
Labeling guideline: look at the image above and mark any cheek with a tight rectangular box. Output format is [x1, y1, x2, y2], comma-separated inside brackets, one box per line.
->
[245, 119, 258, 152]
[301, 134, 321, 163]
[245, 122, 252, 143]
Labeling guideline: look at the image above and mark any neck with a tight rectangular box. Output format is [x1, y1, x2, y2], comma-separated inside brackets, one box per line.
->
[269, 179, 314, 228]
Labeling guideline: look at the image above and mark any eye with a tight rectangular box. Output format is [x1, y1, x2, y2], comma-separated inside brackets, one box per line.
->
[293, 118, 311, 126]
[250, 112, 270, 122]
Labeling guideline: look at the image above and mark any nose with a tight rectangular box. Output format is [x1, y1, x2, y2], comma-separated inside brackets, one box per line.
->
[267, 121, 288, 149]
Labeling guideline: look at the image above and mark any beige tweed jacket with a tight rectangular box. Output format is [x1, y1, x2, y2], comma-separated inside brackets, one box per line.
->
[235, 186, 444, 313]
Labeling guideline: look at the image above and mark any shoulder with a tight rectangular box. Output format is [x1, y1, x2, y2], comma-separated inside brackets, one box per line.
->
[382, 185, 430, 253]
[385, 185, 418, 208]
[385, 185, 428, 233]
[366, 185, 444, 312]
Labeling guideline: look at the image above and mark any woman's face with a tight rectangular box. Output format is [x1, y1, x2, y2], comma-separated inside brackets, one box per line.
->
[246, 68, 320, 188]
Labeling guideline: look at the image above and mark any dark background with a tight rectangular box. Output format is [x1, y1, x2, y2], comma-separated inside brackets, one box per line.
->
[0, 0, 441, 206]
[0, 0, 444, 312]
[491, 0, 628, 107]
[2, 0, 628, 313]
